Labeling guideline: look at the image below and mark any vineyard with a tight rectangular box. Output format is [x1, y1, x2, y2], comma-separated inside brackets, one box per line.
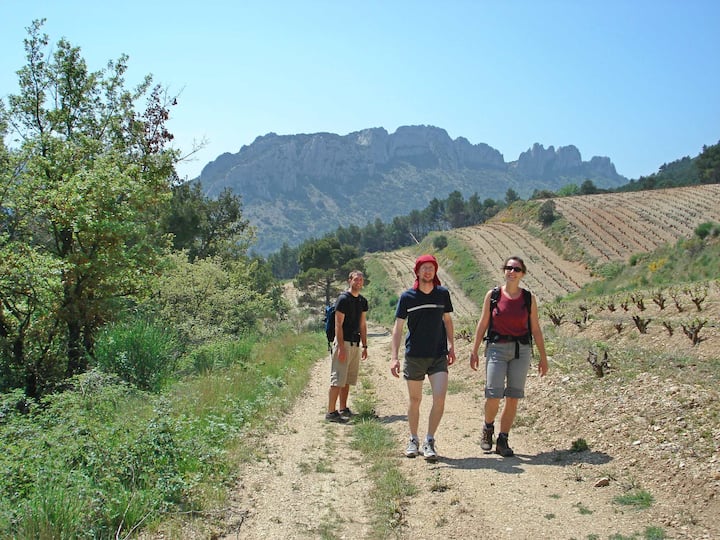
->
[421, 183, 720, 305]
[438, 183, 720, 358]
[450, 222, 593, 302]
[550, 183, 720, 263]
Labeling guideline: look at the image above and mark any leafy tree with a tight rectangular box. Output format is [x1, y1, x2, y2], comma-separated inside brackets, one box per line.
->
[267, 242, 300, 279]
[295, 237, 364, 305]
[445, 190, 467, 228]
[0, 21, 177, 396]
[696, 141, 720, 184]
[162, 181, 253, 261]
[579, 179, 599, 195]
[505, 188, 520, 205]
[465, 193, 485, 224]
[538, 199, 556, 226]
[530, 189, 557, 199]
[557, 184, 580, 197]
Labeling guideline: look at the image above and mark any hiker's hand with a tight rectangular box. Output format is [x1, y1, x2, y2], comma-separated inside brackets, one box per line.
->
[470, 352, 479, 371]
[446, 347, 456, 366]
[390, 358, 400, 378]
[538, 356, 548, 377]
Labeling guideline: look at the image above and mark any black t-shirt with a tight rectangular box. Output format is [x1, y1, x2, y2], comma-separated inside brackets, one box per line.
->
[395, 286, 453, 357]
[335, 292, 368, 343]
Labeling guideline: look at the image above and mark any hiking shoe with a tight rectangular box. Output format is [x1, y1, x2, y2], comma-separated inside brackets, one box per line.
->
[325, 410, 348, 423]
[405, 437, 420, 458]
[495, 434, 514, 457]
[422, 438, 438, 461]
[339, 407, 353, 421]
[480, 425, 494, 452]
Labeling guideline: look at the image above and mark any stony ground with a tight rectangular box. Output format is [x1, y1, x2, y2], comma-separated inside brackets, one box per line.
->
[215, 270, 720, 540]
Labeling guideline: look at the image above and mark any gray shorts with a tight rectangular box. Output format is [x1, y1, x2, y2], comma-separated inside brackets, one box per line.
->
[403, 355, 448, 381]
[330, 342, 361, 387]
[485, 342, 532, 399]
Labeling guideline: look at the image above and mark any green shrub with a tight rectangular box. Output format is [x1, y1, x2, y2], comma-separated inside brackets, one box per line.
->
[614, 489, 654, 509]
[179, 337, 256, 375]
[538, 199, 556, 225]
[432, 234, 448, 250]
[694, 221, 717, 239]
[93, 318, 182, 391]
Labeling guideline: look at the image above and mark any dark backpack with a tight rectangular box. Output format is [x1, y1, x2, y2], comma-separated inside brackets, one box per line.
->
[486, 286, 533, 356]
[323, 292, 348, 351]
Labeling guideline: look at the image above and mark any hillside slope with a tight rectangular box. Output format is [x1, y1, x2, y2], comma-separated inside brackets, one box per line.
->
[550, 183, 720, 263]
[214, 184, 719, 540]
[439, 183, 720, 303]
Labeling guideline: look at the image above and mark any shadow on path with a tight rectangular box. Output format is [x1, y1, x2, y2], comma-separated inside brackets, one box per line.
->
[437, 449, 613, 474]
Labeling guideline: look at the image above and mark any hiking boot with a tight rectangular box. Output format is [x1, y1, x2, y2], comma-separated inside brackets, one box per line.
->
[480, 425, 494, 452]
[495, 434, 514, 457]
[422, 438, 438, 461]
[405, 437, 420, 458]
[339, 407, 353, 421]
[325, 410, 348, 423]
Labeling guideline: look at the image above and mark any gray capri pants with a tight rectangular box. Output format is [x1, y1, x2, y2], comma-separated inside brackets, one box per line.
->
[485, 342, 532, 398]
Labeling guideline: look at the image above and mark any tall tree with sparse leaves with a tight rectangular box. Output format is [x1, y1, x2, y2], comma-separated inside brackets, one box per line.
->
[0, 20, 178, 396]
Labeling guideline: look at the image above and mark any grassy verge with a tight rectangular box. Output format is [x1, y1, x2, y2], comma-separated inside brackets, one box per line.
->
[0, 330, 326, 539]
[349, 375, 417, 537]
[363, 255, 400, 327]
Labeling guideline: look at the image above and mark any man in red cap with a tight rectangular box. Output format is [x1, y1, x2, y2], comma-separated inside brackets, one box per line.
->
[390, 254, 456, 461]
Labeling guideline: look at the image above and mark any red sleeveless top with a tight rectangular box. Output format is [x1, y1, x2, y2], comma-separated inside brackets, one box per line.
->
[492, 290, 529, 337]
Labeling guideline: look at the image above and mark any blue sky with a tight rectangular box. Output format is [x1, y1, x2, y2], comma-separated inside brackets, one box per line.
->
[2, 1, 719, 182]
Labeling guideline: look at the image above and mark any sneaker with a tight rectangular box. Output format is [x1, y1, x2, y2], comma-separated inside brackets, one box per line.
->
[339, 407, 353, 421]
[325, 410, 348, 423]
[405, 437, 420, 458]
[480, 425, 494, 452]
[495, 434, 514, 457]
[422, 438, 438, 461]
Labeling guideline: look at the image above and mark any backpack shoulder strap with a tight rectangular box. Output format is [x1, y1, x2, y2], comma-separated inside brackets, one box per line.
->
[487, 286, 501, 333]
[522, 288, 533, 345]
[522, 288, 532, 314]
[490, 286, 501, 305]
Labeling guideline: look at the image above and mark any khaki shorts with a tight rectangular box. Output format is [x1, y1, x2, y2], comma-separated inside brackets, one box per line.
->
[330, 341, 361, 387]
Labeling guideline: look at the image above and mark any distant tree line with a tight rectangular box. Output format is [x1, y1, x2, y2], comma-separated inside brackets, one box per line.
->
[267, 189, 519, 282]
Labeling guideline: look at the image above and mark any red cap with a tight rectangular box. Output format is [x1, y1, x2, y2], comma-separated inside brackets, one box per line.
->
[413, 254, 441, 289]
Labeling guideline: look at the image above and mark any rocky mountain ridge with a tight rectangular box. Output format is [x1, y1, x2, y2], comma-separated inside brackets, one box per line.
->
[197, 125, 627, 254]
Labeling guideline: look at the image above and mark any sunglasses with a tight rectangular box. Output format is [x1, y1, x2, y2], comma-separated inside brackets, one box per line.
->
[504, 266, 524, 273]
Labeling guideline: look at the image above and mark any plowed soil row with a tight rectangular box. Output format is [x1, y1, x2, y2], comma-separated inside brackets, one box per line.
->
[450, 222, 593, 303]
[551, 183, 720, 262]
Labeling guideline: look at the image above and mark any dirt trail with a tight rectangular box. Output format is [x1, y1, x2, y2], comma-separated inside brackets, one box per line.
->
[219, 263, 703, 539]
[220, 320, 685, 540]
